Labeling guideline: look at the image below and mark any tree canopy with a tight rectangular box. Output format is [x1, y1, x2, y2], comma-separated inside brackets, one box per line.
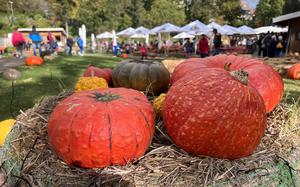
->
[0, 0, 298, 35]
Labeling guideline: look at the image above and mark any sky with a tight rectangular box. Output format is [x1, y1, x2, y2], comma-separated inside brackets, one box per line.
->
[245, 0, 260, 8]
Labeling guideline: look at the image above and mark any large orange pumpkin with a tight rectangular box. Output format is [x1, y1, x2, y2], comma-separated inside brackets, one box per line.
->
[288, 63, 300, 80]
[84, 66, 112, 85]
[164, 68, 267, 159]
[170, 55, 283, 113]
[48, 88, 155, 168]
[25, 56, 43, 66]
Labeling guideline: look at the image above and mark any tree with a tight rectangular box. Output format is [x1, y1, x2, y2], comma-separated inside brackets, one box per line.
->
[216, 0, 243, 25]
[254, 0, 285, 26]
[283, 0, 300, 14]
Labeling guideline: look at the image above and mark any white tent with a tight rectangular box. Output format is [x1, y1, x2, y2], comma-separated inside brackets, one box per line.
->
[150, 22, 181, 33]
[254, 26, 288, 34]
[207, 22, 228, 35]
[91, 33, 96, 51]
[222, 25, 240, 35]
[173, 32, 195, 39]
[238, 25, 256, 35]
[130, 33, 147, 38]
[180, 20, 211, 34]
[117, 27, 135, 36]
[96, 32, 115, 39]
[81, 25, 87, 47]
[112, 30, 117, 47]
[134, 26, 153, 46]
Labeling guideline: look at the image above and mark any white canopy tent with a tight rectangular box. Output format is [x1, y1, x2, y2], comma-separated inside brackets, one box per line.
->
[254, 26, 288, 34]
[222, 25, 240, 35]
[134, 26, 154, 46]
[180, 20, 211, 34]
[173, 32, 195, 39]
[150, 23, 181, 49]
[130, 33, 147, 38]
[207, 22, 228, 35]
[112, 30, 117, 47]
[96, 32, 115, 39]
[117, 27, 136, 36]
[238, 25, 256, 35]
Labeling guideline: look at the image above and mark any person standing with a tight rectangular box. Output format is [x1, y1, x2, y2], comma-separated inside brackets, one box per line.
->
[11, 27, 26, 58]
[66, 37, 74, 55]
[212, 29, 222, 56]
[77, 36, 84, 56]
[29, 26, 42, 56]
[198, 34, 209, 58]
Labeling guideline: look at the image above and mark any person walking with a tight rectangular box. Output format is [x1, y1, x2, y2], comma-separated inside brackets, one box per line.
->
[11, 27, 26, 58]
[77, 36, 84, 56]
[212, 29, 222, 56]
[198, 34, 209, 58]
[66, 37, 74, 55]
[29, 26, 42, 56]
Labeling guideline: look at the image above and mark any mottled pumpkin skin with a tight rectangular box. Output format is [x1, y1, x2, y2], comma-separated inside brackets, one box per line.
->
[171, 55, 283, 113]
[25, 56, 43, 66]
[48, 88, 155, 168]
[164, 68, 267, 159]
[84, 66, 112, 85]
[112, 60, 170, 95]
[288, 63, 300, 80]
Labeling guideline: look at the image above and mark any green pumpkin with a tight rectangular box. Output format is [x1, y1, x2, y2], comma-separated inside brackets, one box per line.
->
[112, 60, 170, 95]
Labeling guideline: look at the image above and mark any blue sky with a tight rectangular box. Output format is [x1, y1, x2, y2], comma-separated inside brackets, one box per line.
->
[245, 0, 260, 8]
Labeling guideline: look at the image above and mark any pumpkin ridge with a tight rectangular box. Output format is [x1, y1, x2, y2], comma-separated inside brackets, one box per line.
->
[106, 103, 113, 165]
[68, 108, 81, 163]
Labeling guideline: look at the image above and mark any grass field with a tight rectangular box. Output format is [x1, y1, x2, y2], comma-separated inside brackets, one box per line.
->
[0, 54, 121, 120]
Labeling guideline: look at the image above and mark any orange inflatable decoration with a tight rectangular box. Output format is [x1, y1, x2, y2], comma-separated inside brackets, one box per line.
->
[25, 56, 43, 66]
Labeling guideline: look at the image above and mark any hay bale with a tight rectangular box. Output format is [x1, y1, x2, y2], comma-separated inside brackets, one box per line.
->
[162, 59, 185, 73]
[0, 93, 299, 186]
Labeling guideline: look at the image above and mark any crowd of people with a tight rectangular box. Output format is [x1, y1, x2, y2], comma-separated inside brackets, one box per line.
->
[11, 26, 288, 59]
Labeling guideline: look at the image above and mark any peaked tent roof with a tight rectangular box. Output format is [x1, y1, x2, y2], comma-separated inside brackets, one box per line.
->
[117, 27, 136, 36]
[222, 25, 240, 35]
[96, 31, 114, 39]
[134, 26, 155, 35]
[254, 26, 288, 34]
[150, 23, 181, 33]
[180, 20, 211, 33]
[207, 22, 228, 35]
[238, 25, 256, 35]
[173, 32, 195, 39]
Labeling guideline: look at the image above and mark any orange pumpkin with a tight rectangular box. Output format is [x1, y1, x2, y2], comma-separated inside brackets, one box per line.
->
[122, 53, 128, 59]
[288, 63, 300, 80]
[25, 56, 43, 66]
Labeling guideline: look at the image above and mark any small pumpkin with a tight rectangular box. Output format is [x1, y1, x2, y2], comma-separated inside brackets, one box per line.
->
[84, 66, 112, 85]
[112, 60, 170, 95]
[164, 68, 267, 159]
[25, 56, 43, 66]
[48, 88, 155, 168]
[0, 119, 16, 146]
[74, 77, 108, 92]
[170, 55, 283, 113]
[153, 93, 166, 117]
[287, 63, 300, 80]
[122, 53, 128, 59]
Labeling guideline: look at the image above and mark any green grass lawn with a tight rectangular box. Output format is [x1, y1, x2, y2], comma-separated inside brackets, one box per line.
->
[0, 54, 121, 120]
[0, 54, 300, 120]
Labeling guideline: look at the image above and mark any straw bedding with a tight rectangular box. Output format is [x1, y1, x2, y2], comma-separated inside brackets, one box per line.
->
[0, 92, 299, 187]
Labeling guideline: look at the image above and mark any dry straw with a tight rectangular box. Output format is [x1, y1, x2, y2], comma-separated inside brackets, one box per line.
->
[0, 92, 299, 187]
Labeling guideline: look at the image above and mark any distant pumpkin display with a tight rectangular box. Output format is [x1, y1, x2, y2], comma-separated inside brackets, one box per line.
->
[25, 56, 43, 66]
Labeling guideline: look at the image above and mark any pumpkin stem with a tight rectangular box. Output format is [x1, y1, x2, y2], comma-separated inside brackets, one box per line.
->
[224, 62, 232, 71]
[91, 92, 121, 102]
[230, 70, 249, 85]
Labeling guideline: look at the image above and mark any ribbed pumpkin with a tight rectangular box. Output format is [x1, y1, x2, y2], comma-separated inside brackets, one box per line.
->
[112, 60, 170, 95]
[84, 66, 112, 85]
[74, 77, 108, 92]
[287, 63, 300, 80]
[25, 56, 43, 66]
[164, 68, 267, 159]
[48, 88, 155, 168]
[0, 119, 16, 146]
[170, 55, 283, 113]
[153, 93, 166, 117]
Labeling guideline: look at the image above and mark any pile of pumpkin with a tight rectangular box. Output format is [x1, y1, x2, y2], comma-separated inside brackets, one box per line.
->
[44, 55, 287, 169]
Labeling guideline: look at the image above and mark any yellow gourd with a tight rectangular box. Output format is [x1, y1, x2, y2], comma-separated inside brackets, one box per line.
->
[74, 77, 108, 92]
[153, 93, 166, 117]
[0, 119, 16, 146]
